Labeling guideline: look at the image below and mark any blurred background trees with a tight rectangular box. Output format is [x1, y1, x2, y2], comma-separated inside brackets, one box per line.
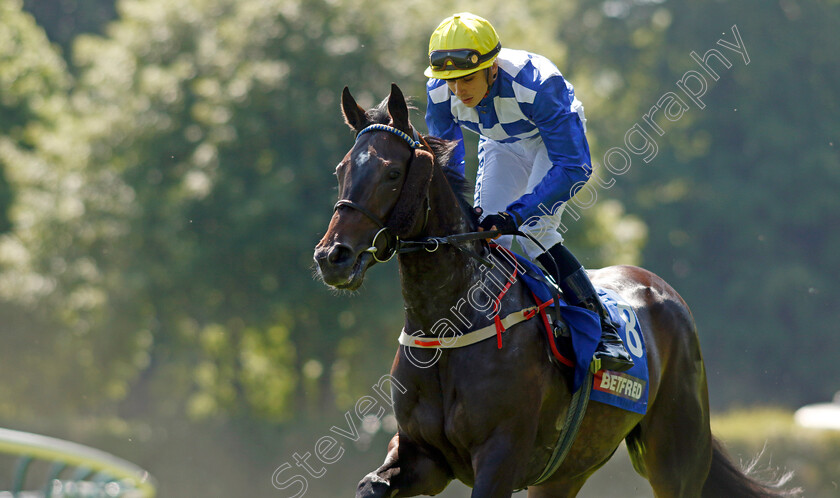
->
[0, 0, 837, 495]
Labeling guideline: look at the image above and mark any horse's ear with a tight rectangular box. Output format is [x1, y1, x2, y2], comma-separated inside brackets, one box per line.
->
[387, 83, 410, 132]
[341, 86, 367, 132]
[387, 148, 434, 238]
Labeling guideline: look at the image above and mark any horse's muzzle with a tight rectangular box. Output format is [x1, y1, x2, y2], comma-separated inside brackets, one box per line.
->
[313, 242, 373, 290]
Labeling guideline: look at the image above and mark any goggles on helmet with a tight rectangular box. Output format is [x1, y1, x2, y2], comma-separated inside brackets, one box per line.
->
[429, 43, 501, 72]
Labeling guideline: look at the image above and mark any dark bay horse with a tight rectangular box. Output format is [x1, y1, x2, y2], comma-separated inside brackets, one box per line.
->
[313, 84, 797, 497]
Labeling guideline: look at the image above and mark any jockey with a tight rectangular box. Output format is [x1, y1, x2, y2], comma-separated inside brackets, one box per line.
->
[424, 12, 633, 372]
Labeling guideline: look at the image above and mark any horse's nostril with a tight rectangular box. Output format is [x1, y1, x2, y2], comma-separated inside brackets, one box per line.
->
[328, 244, 354, 265]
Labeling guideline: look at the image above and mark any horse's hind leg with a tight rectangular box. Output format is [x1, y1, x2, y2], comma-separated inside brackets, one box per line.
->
[357, 432, 452, 498]
[625, 330, 712, 496]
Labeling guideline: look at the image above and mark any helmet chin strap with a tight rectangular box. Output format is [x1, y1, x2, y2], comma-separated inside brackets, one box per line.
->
[483, 63, 498, 98]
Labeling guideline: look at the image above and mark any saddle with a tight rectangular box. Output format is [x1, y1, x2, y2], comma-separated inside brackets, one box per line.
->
[486, 244, 602, 392]
[506, 246, 650, 415]
[507, 251, 577, 369]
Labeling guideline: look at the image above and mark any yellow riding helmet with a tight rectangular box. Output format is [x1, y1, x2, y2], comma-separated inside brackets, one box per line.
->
[424, 13, 501, 80]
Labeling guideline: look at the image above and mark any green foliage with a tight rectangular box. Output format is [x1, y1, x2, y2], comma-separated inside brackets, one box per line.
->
[22, 0, 117, 56]
[0, 0, 108, 414]
[61, 0, 408, 419]
[0, 0, 70, 233]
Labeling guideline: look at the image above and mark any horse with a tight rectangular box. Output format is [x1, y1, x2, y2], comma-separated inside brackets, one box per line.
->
[313, 84, 797, 498]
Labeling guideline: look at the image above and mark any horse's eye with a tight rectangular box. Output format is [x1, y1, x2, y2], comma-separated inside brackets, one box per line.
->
[388, 169, 402, 180]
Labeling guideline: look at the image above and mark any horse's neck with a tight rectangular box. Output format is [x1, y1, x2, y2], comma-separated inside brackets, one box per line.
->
[397, 175, 483, 334]
[399, 248, 481, 332]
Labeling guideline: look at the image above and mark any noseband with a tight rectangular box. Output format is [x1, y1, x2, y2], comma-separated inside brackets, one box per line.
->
[333, 124, 424, 263]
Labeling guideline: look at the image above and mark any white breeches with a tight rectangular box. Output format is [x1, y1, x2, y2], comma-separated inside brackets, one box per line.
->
[474, 136, 566, 259]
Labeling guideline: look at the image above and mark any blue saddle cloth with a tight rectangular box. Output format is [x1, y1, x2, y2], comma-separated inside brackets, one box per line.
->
[509, 252, 649, 415]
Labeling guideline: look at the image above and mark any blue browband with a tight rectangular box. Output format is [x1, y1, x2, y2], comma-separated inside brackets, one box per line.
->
[355, 124, 421, 149]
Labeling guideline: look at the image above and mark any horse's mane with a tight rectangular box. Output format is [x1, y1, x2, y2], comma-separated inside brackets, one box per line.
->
[367, 98, 478, 231]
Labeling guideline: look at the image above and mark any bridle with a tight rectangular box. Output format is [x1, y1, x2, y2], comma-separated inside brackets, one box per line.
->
[333, 124, 428, 263]
[334, 123, 421, 229]
[333, 123, 504, 265]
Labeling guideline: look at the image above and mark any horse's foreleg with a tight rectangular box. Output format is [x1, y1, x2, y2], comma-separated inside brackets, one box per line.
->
[356, 432, 452, 498]
[469, 436, 526, 498]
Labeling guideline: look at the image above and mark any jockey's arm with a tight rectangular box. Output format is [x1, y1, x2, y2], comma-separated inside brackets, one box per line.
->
[425, 83, 467, 181]
[505, 75, 592, 225]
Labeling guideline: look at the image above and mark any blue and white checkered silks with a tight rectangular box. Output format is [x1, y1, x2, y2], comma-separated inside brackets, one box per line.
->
[426, 48, 592, 257]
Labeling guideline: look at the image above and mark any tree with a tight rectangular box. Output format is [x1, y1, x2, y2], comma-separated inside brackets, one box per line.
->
[0, 0, 97, 416]
[19, 0, 417, 422]
[562, 0, 840, 406]
[0, 0, 71, 233]
[22, 0, 117, 57]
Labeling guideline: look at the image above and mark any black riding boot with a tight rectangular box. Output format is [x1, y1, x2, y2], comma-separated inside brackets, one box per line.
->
[536, 244, 634, 373]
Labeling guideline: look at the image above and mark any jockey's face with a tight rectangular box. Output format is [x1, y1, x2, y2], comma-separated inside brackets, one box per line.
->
[446, 63, 497, 108]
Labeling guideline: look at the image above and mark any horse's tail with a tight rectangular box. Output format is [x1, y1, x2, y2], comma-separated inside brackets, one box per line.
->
[701, 436, 801, 497]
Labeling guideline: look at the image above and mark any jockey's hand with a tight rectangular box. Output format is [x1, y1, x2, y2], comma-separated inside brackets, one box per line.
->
[478, 211, 521, 236]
